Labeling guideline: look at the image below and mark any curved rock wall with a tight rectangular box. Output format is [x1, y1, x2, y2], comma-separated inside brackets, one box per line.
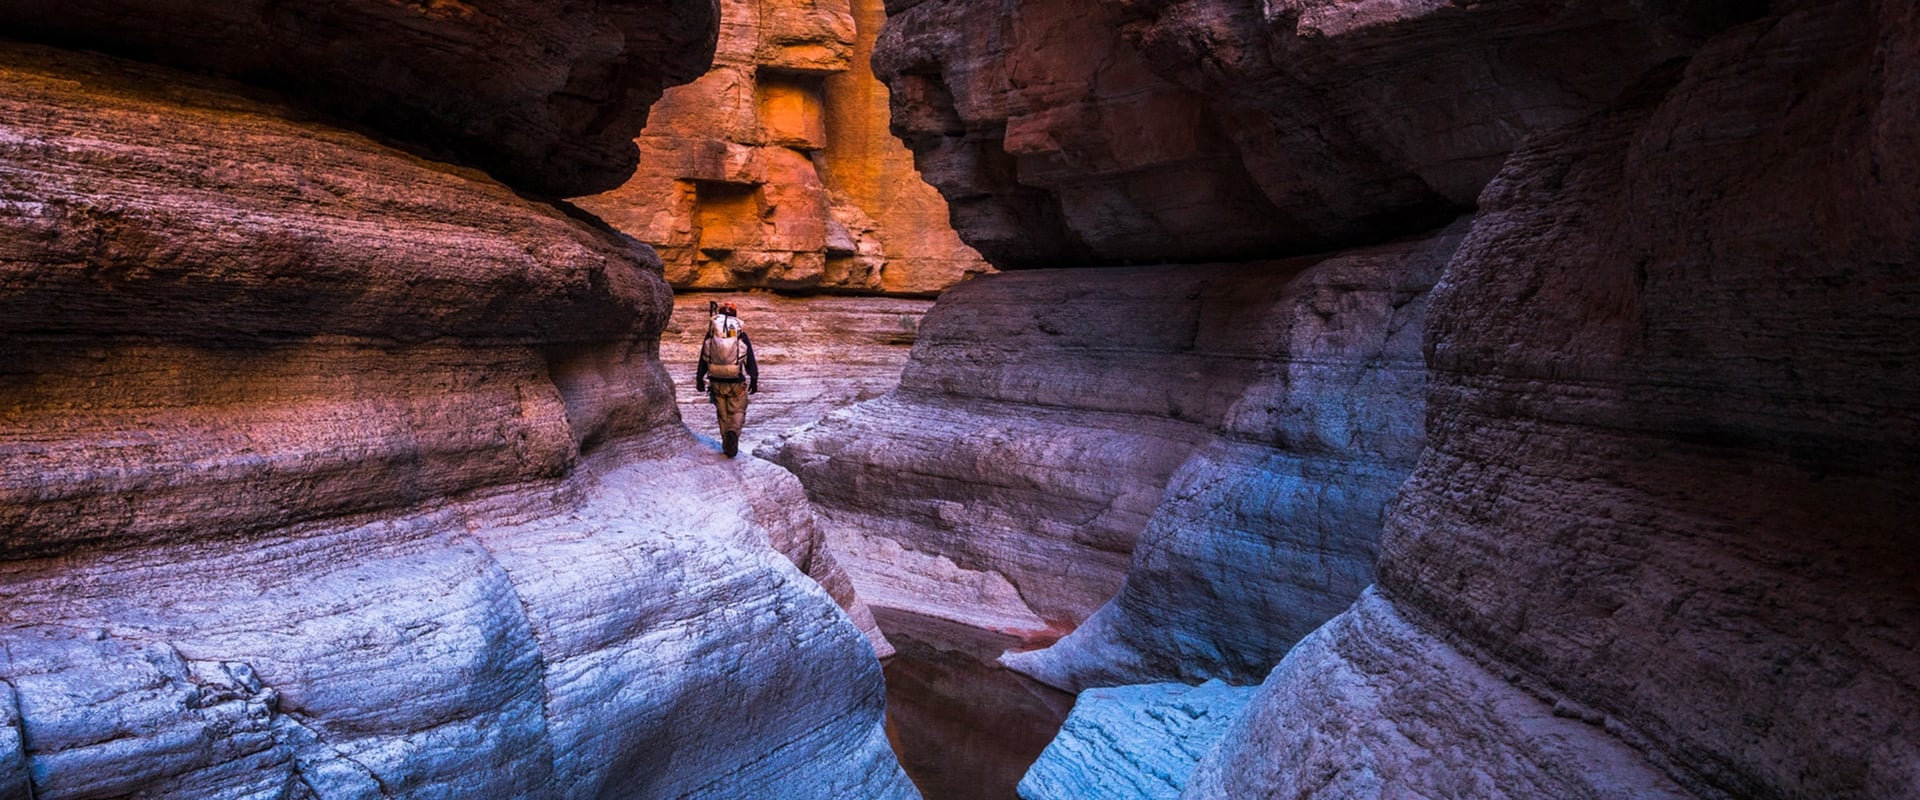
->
[772, 225, 1460, 673]
[872, 0, 1693, 267]
[824, 0, 1918, 797]
[0, 0, 719, 197]
[1200, 1, 1917, 796]
[574, 0, 991, 295]
[0, 41, 913, 798]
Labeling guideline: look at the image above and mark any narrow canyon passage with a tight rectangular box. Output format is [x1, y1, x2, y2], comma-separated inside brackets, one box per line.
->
[3, 0, 1916, 795]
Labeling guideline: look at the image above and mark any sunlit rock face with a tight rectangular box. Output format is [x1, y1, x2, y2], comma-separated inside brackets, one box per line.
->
[0, 0, 717, 197]
[872, 0, 1696, 267]
[1191, 0, 1920, 797]
[575, 0, 990, 296]
[771, 225, 1461, 667]
[0, 42, 914, 798]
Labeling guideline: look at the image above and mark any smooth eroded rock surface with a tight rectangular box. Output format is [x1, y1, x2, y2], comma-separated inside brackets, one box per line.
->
[574, 0, 990, 295]
[0, 42, 913, 799]
[1198, 0, 1920, 796]
[872, 0, 1697, 266]
[773, 225, 1460, 675]
[0, 0, 721, 196]
[1183, 590, 1692, 799]
[1018, 680, 1252, 800]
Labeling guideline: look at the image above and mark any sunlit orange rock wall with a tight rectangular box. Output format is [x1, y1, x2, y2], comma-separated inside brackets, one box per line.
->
[576, 0, 989, 296]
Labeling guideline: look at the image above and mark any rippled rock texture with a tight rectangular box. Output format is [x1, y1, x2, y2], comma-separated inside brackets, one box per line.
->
[872, 0, 1700, 267]
[1018, 680, 1251, 800]
[575, 0, 990, 295]
[849, 0, 1917, 798]
[0, 42, 913, 798]
[1198, 1, 1920, 796]
[772, 225, 1462, 674]
[0, 0, 719, 197]
[663, 292, 931, 459]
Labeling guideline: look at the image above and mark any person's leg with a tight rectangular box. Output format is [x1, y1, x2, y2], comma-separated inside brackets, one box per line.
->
[714, 382, 746, 457]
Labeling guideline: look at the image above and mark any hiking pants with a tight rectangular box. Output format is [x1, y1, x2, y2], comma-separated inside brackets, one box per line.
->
[710, 380, 750, 437]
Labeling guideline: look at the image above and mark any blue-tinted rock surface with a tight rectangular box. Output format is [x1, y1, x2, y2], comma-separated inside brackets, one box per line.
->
[1018, 680, 1252, 800]
[0, 42, 914, 799]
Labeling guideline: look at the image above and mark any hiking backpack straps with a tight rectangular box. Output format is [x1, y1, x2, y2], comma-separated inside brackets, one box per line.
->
[702, 313, 746, 380]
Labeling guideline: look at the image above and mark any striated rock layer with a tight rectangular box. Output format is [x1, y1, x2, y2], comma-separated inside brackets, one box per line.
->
[1017, 680, 1251, 800]
[772, 224, 1462, 676]
[0, 0, 719, 197]
[663, 292, 932, 459]
[841, 0, 1919, 798]
[1191, 0, 1920, 797]
[0, 43, 914, 798]
[575, 0, 990, 295]
[872, 0, 1702, 267]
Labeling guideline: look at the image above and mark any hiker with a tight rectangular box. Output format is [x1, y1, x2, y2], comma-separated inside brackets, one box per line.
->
[693, 300, 759, 458]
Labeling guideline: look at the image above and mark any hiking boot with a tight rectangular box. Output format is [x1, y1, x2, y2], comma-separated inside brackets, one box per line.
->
[723, 431, 739, 458]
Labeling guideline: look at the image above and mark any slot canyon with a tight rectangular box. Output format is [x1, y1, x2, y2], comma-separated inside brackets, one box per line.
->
[1, 2, 1914, 800]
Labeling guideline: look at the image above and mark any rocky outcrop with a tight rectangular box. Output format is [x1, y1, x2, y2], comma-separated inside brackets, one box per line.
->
[1192, 1, 1920, 796]
[0, 0, 718, 197]
[872, 0, 1704, 267]
[0, 41, 912, 798]
[575, 0, 990, 295]
[771, 225, 1460, 673]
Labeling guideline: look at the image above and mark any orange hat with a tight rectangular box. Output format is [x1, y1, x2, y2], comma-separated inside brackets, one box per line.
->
[719, 302, 738, 316]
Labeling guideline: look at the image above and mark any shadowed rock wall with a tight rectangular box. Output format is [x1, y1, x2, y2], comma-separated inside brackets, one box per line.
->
[872, 0, 1698, 267]
[0, 38, 915, 798]
[0, 0, 720, 197]
[1191, 2, 1920, 796]
[772, 225, 1461, 668]
[817, 0, 1919, 797]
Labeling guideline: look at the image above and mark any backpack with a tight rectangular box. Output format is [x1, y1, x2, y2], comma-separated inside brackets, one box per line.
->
[702, 314, 747, 380]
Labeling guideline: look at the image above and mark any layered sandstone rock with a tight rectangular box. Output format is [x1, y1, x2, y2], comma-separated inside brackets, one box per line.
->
[0, 42, 912, 798]
[663, 292, 931, 457]
[575, 0, 990, 295]
[1017, 680, 1251, 800]
[1192, 2, 1920, 796]
[872, 0, 1699, 266]
[771, 226, 1460, 672]
[0, 0, 718, 197]
[848, 0, 1918, 798]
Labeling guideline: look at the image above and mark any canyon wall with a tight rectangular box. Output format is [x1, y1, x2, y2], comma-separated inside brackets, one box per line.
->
[1191, 1, 1920, 796]
[826, 0, 1917, 797]
[772, 224, 1460, 675]
[0, 0, 719, 197]
[575, 0, 990, 296]
[0, 16, 914, 800]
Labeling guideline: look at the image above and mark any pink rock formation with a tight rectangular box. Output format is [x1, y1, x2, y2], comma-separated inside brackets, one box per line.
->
[575, 0, 990, 295]
[0, 41, 912, 797]
[0, 0, 718, 197]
